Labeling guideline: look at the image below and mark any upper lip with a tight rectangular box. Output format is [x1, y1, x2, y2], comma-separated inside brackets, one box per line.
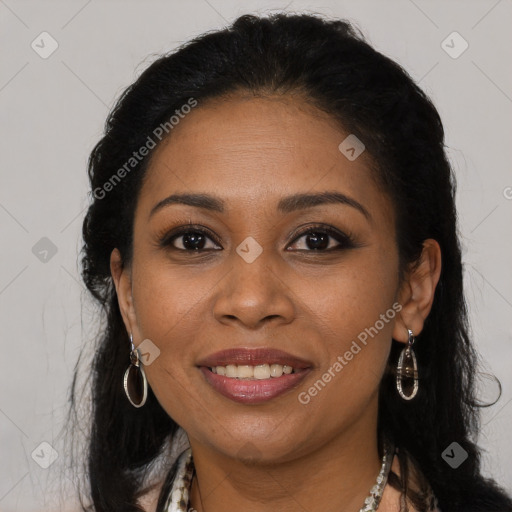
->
[197, 348, 313, 369]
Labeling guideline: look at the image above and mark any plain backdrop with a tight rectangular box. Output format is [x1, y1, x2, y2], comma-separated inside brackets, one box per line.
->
[1, 1, 511, 510]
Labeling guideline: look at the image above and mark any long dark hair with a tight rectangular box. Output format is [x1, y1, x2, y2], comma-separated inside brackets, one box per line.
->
[73, 12, 512, 512]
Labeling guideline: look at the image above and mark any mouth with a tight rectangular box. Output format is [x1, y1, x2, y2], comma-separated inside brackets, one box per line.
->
[197, 348, 312, 404]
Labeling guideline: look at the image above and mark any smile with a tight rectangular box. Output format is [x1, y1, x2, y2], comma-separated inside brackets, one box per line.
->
[197, 348, 313, 404]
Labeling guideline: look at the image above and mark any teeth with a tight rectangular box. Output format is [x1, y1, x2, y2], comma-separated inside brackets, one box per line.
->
[237, 365, 254, 378]
[226, 365, 237, 378]
[254, 364, 270, 379]
[210, 363, 298, 379]
[270, 364, 283, 377]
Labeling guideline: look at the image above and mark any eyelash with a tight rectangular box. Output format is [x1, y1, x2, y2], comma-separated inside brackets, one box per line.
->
[157, 224, 356, 253]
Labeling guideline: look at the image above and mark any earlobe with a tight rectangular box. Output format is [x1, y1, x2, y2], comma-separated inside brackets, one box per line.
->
[110, 248, 136, 336]
[392, 239, 442, 343]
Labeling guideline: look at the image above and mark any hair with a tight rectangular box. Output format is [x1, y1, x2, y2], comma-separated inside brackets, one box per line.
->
[73, 11, 512, 512]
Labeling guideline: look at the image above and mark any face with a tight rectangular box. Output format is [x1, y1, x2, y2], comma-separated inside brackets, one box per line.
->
[114, 93, 407, 464]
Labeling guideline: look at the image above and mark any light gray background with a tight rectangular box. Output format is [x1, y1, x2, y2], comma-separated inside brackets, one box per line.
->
[1, 1, 511, 510]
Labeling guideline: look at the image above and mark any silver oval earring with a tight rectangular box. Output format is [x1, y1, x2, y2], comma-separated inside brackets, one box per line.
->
[123, 333, 148, 408]
[396, 328, 419, 400]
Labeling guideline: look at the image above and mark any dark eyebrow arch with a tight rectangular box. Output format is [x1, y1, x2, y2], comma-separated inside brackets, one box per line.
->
[278, 191, 370, 220]
[149, 191, 370, 220]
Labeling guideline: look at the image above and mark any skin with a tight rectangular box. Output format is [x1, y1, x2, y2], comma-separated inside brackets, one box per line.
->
[111, 93, 442, 512]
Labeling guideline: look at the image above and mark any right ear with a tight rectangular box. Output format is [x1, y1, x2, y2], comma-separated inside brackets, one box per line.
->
[110, 248, 137, 336]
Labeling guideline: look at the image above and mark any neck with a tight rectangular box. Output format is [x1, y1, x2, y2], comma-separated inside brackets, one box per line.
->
[188, 398, 383, 512]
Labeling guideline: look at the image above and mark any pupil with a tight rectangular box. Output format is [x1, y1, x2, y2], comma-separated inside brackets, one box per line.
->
[307, 232, 328, 250]
[183, 233, 205, 250]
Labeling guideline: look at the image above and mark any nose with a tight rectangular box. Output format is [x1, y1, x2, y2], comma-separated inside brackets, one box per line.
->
[212, 246, 295, 330]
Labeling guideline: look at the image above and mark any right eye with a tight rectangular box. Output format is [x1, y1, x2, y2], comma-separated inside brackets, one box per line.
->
[160, 227, 222, 252]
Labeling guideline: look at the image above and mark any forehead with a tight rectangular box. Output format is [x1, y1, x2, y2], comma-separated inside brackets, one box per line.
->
[137, 94, 392, 223]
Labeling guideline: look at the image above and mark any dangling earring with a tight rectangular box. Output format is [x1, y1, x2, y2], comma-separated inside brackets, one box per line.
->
[396, 328, 419, 400]
[123, 333, 148, 408]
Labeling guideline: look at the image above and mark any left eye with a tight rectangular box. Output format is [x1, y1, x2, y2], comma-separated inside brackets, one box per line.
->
[288, 228, 353, 251]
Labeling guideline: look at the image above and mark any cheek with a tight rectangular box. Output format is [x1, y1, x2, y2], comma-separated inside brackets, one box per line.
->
[130, 263, 209, 426]
[296, 249, 399, 403]
[305, 246, 399, 341]
[131, 260, 205, 356]
[128, 259, 204, 408]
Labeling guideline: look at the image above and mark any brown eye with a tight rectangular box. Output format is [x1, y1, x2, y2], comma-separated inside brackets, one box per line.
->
[288, 226, 355, 252]
[160, 227, 222, 251]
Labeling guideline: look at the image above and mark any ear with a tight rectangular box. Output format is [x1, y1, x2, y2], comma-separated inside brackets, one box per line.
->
[110, 248, 137, 337]
[392, 239, 442, 343]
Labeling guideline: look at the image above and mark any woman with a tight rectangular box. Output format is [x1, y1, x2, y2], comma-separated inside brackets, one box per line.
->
[75, 12, 512, 512]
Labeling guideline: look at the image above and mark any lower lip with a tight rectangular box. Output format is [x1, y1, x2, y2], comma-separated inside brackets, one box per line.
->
[199, 367, 310, 404]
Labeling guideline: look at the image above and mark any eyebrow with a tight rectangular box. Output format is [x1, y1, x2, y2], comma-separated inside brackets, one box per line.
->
[149, 191, 371, 220]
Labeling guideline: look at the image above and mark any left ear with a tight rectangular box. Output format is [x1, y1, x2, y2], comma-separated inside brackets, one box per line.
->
[392, 239, 442, 343]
